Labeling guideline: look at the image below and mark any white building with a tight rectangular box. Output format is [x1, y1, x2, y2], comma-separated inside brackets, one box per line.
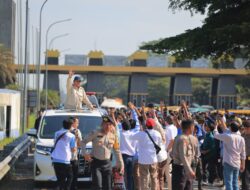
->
[0, 89, 20, 140]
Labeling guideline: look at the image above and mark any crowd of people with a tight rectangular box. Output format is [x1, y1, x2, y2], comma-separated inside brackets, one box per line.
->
[49, 71, 250, 190]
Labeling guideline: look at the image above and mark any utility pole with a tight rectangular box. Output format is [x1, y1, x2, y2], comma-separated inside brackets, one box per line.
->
[22, 0, 29, 134]
[37, 0, 49, 112]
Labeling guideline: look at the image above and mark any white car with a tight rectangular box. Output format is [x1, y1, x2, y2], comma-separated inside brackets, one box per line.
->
[28, 109, 103, 182]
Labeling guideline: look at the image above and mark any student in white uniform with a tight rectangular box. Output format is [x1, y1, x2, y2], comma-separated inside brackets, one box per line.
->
[70, 117, 82, 190]
[51, 118, 76, 190]
[131, 118, 163, 190]
[165, 116, 178, 190]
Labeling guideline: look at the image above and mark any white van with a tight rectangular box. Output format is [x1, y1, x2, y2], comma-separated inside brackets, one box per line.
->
[28, 109, 103, 182]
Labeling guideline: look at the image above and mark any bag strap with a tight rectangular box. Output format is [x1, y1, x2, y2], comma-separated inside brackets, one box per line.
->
[53, 131, 68, 151]
[145, 130, 158, 148]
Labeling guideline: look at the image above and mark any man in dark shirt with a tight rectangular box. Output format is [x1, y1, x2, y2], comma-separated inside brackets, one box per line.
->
[242, 120, 250, 190]
[34, 109, 44, 131]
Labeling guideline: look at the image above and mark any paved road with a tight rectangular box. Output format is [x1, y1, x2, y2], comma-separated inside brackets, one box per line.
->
[0, 148, 223, 190]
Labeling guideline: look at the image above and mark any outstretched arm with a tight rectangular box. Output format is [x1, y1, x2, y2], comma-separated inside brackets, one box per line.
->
[67, 70, 74, 94]
[82, 88, 94, 110]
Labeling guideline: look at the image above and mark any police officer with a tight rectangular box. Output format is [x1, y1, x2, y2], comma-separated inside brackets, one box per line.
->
[81, 115, 124, 190]
[171, 119, 199, 190]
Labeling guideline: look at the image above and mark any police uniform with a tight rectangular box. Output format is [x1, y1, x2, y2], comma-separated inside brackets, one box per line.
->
[171, 134, 199, 190]
[81, 125, 124, 190]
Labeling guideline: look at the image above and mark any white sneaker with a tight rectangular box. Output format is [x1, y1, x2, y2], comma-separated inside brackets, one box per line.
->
[201, 181, 208, 186]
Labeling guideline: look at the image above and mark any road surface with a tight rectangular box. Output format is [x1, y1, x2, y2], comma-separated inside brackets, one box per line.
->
[0, 146, 223, 190]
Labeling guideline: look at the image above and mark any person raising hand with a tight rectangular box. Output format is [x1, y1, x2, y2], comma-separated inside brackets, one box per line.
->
[65, 70, 94, 110]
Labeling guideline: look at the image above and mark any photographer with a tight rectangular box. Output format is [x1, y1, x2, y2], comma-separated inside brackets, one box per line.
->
[51, 118, 76, 190]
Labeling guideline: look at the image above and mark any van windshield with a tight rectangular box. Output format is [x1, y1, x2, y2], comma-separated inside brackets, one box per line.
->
[39, 115, 102, 139]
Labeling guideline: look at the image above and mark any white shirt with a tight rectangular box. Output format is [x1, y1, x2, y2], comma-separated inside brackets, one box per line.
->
[71, 128, 82, 160]
[51, 129, 76, 164]
[157, 142, 168, 163]
[214, 129, 246, 169]
[165, 124, 178, 149]
[120, 130, 137, 156]
[131, 129, 162, 165]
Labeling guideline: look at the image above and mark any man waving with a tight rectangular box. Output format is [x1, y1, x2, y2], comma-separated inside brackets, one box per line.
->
[65, 70, 93, 110]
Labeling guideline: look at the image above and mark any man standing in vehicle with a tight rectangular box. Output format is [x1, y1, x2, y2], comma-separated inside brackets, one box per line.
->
[65, 70, 93, 110]
[81, 115, 124, 190]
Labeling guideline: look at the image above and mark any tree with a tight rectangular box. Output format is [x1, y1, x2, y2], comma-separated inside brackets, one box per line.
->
[0, 45, 16, 88]
[192, 78, 211, 105]
[103, 76, 129, 103]
[140, 0, 250, 67]
[5, 83, 20, 90]
[40, 90, 60, 108]
[147, 77, 170, 103]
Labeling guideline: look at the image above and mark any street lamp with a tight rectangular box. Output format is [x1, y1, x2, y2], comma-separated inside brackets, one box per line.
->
[48, 33, 69, 49]
[45, 18, 72, 109]
[37, 0, 49, 112]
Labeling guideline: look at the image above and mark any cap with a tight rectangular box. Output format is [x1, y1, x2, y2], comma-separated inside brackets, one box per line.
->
[102, 115, 115, 125]
[73, 76, 82, 82]
[146, 118, 156, 127]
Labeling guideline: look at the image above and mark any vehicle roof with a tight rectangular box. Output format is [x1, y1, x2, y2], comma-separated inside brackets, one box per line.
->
[43, 109, 102, 117]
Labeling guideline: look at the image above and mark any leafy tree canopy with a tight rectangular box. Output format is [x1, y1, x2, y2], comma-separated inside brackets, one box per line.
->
[41, 90, 60, 108]
[0, 45, 16, 87]
[140, 0, 250, 66]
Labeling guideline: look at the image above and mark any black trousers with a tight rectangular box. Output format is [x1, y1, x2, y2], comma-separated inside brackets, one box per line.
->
[242, 159, 250, 190]
[195, 158, 203, 190]
[53, 162, 73, 190]
[70, 160, 79, 190]
[201, 156, 217, 184]
[91, 158, 112, 190]
[172, 163, 193, 190]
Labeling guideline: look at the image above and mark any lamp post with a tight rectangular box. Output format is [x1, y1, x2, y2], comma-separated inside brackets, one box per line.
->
[22, 0, 29, 134]
[45, 19, 71, 109]
[48, 33, 69, 49]
[37, 0, 49, 112]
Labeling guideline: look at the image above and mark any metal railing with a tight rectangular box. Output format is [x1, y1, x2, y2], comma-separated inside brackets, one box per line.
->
[0, 135, 31, 180]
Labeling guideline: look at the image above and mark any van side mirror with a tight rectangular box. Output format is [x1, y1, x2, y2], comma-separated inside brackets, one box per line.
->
[27, 128, 37, 138]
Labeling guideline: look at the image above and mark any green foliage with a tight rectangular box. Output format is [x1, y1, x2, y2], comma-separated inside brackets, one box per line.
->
[40, 90, 60, 108]
[103, 76, 129, 103]
[5, 83, 20, 90]
[0, 137, 15, 150]
[192, 78, 211, 105]
[147, 77, 170, 103]
[141, 0, 250, 67]
[0, 45, 16, 87]
[236, 78, 250, 106]
[28, 113, 36, 129]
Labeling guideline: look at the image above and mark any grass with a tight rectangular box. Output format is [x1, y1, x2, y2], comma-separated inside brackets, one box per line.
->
[0, 137, 15, 150]
[28, 113, 36, 129]
[0, 113, 36, 150]
[19, 113, 36, 135]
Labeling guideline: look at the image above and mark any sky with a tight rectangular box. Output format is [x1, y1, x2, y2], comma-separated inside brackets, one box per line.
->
[18, 0, 206, 61]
